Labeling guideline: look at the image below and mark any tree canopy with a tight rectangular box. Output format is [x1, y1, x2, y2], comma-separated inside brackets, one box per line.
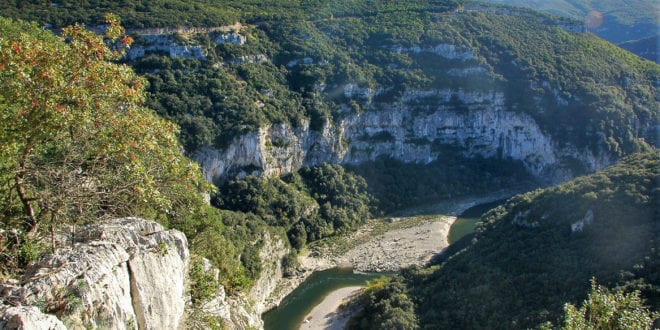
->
[0, 16, 210, 273]
[348, 152, 659, 329]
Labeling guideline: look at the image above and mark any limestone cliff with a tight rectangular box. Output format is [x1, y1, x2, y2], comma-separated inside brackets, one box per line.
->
[0, 218, 189, 329]
[195, 88, 614, 184]
[0, 218, 286, 330]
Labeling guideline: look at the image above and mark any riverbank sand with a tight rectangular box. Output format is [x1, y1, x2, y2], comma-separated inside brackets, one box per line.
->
[299, 286, 364, 330]
[265, 187, 534, 320]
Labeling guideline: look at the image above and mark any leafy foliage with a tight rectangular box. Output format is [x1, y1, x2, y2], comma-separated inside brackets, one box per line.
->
[556, 279, 658, 330]
[0, 1, 656, 164]
[215, 164, 373, 250]
[347, 276, 419, 330]
[173, 204, 273, 290]
[0, 0, 240, 28]
[347, 156, 532, 213]
[0, 17, 209, 274]
[478, 0, 658, 49]
[350, 152, 659, 329]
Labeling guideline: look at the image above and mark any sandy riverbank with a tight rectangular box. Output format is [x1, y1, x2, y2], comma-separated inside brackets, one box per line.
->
[339, 215, 454, 272]
[264, 187, 533, 314]
[299, 286, 364, 330]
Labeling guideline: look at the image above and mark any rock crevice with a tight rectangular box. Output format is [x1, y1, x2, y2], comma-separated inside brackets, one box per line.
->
[195, 90, 614, 184]
[0, 218, 189, 330]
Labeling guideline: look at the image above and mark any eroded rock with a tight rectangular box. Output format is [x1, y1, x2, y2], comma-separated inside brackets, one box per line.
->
[2, 218, 189, 330]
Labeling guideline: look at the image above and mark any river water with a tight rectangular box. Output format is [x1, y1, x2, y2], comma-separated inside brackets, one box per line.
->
[447, 199, 505, 244]
[262, 268, 386, 330]
[263, 200, 505, 329]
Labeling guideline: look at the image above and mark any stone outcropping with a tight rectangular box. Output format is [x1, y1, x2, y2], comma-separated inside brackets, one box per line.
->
[195, 88, 613, 184]
[0, 218, 189, 329]
[0, 306, 66, 330]
[0, 218, 292, 330]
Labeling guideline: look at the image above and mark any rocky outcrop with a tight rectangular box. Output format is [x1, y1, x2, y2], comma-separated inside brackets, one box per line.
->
[0, 219, 292, 330]
[387, 43, 474, 60]
[194, 121, 345, 183]
[0, 306, 66, 330]
[195, 88, 613, 184]
[127, 35, 206, 60]
[189, 232, 290, 330]
[248, 233, 288, 315]
[0, 218, 189, 330]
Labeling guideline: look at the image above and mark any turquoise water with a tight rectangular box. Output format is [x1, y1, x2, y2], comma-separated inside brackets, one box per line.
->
[262, 268, 386, 330]
[263, 200, 505, 329]
[447, 199, 505, 244]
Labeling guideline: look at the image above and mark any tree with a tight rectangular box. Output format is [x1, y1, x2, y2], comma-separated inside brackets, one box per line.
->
[558, 279, 658, 330]
[0, 15, 210, 272]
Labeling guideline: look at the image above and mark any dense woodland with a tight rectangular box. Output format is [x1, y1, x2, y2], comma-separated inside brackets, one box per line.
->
[479, 0, 658, 59]
[348, 152, 659, 329]
[1, 1, 656, 156]
[0, 1, 658, 328]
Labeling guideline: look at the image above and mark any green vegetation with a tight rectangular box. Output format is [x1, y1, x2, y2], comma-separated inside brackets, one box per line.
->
[215, 164, 373, 251]
[0, 17, 269, 305]
[0, 1, 464, 28]
[347, 156, 531, 214]
[347, 276, 418, 330]
[552, 279, 658, 330]
[619, 36, 658, 63]
[349, 152, 659, 329]
[135, 54, 309, 151]
[0, 16, 210, 274]
[0, 1, 240, 28]
[2, 1, 654, 164]
[0, 4, 657, 327]
[478, 0, 658, 46]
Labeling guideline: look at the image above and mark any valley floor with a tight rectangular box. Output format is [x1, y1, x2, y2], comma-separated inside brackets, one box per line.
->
[265, 186, 536, 320]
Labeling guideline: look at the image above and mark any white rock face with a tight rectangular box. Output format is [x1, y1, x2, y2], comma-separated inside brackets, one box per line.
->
[126, 35, 206, 60]
[249, 233, 288, 315]
[193, 232, 289, 330]
[0, 306, 67, 330]
[3, 218, 189, 330]
[571, 209, 594, 233]
[216, 32, 246, 45]
[196, 89, 613, 184]
[194, 121, 345, 183]
[388, 43, 474, 60]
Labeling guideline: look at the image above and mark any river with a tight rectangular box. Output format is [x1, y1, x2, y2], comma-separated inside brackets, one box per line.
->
[447, 199, 506, 244]
[263, 199, 506, 329]
[262, 268, 387, 330]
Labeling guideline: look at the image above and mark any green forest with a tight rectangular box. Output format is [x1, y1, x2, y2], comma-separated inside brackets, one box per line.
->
[348, 152, 659, 329]
[0, 0, 657, 328]
[1, 1, 656, 157]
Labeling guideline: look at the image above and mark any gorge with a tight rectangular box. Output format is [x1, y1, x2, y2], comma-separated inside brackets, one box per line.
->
[0, 0, 657, 329]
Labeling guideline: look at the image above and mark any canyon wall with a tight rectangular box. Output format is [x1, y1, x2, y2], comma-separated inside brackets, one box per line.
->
[195, 88, 613, 184]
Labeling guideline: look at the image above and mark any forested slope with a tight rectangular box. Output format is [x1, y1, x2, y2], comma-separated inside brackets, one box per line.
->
[349, 152, 659, 329]
[1, 1, 658, 328]
[478, 0, 658, 61]
[2, 0, 656, 280]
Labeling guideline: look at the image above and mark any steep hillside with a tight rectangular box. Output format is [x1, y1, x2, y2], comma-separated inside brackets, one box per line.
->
[1, 2, 657, 328]
[620, 36, 659, 63]
[1, 1, 657, 185]
[349, 152, 658, 329]
[478, 0, 658, 61]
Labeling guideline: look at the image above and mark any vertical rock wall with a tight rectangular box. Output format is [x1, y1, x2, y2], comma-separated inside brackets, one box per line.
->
[195, 89, 614, 184]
